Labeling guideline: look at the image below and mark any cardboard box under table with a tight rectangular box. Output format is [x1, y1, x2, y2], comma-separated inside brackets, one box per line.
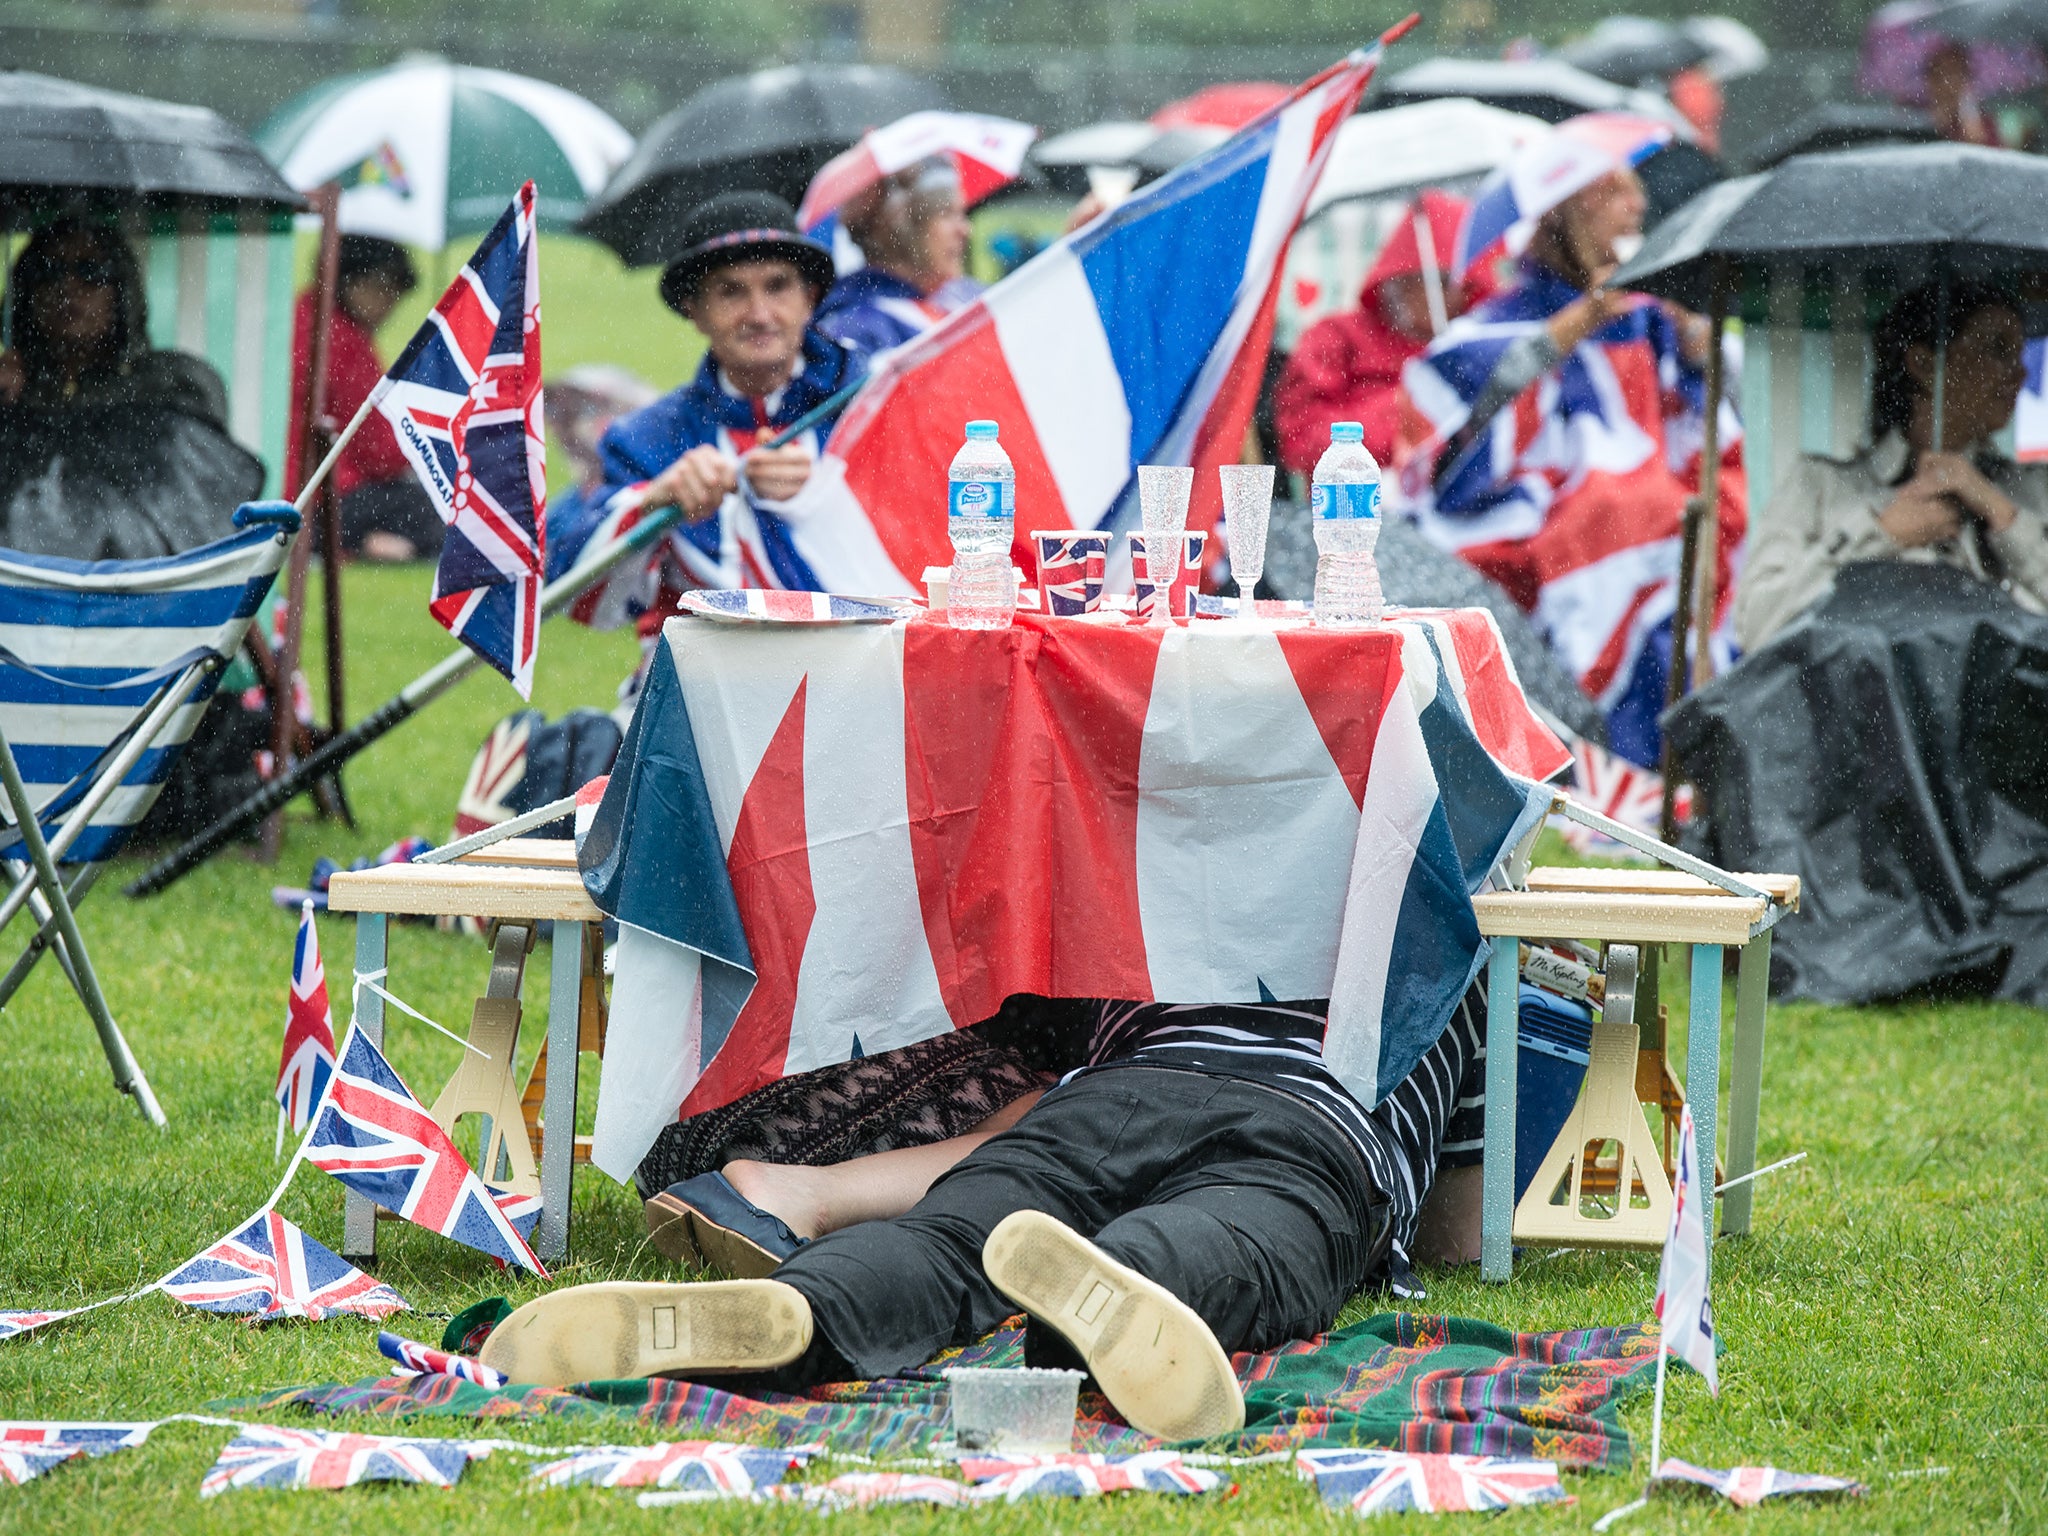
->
[327, 839, 604, 1263]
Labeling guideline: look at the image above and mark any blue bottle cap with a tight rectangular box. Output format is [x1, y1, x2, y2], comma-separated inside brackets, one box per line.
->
[1331, 421, 1364, 444]
[965, 420, 1000, 439]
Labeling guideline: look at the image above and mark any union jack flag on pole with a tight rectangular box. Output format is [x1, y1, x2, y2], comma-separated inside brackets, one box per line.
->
[159, 1209, 409, 1323]
[375, 181, 547, 696]
[200, 1425, 482, 1496]
[275, 900, 336, 1154]
[305, 1027, 548, 1276]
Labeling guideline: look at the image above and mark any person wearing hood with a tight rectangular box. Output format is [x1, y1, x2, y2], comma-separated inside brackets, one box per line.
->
[812, 157, 979, 357]
[1274, 192, 1489, 475]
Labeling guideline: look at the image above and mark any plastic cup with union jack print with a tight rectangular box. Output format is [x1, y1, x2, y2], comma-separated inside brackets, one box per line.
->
[1127, 530, 1207, 622]
[1031, 531, 1111, 615]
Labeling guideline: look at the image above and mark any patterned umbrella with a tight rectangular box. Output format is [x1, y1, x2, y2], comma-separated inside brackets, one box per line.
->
[256, 60, 632, 249]
[1455, 111, 1675, 277]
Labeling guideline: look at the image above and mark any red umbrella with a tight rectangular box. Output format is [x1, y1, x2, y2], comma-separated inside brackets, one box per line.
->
[1149, 82, 1291, 132]
[797, 110, 1037, 233]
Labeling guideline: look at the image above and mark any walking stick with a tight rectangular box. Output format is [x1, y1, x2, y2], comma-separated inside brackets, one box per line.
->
[126, 501, 679, 898]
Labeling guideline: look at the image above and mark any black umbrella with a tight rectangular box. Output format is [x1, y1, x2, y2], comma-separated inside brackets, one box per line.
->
[1638, 139, 1721, 233]
[1370, 57, 1676, 127]
[1741, 103, 1938, 172]
[1560, 18, 1713, 86]
[0, 71, 301, 220]
[1928, 0, 2048, 47]
[579, 64, 947, 266]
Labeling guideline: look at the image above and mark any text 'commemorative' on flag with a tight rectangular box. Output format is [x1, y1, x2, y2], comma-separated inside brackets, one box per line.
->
[159, 1209, 409, 1323]
[276, 899, 336, 1149]
[1655, 1099, 1718, 1395]
[787, 31, 1404, 597]
[305, 1026, 548, 1276]
[374, 181, 547, 697]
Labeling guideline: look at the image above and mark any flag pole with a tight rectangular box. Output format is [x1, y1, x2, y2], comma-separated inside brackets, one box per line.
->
[1647, 1341, 1670, 1475]
[292, 393, 381, 518]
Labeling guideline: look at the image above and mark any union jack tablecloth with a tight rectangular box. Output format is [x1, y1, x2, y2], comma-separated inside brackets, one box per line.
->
[581, 608, 1569, 1181]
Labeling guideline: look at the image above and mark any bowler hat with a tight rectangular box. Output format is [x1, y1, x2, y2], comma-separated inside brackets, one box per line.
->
[658, 192, 835, 315]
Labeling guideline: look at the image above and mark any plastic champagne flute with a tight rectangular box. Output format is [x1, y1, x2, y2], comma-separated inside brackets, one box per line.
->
[1136, 465, 1194, 628]
[1218, 463, 1275, 621]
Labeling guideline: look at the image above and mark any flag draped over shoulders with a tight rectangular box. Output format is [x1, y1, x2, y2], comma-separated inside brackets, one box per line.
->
[1395, 261, 1745, 765]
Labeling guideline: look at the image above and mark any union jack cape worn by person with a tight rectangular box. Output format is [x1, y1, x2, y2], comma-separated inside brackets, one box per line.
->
[275, 900, 336, 1147]
[159, 1209, 409, 1323]
[1396, 260, 1746, 767]
[304, 1027, 548, 1276]
[374, 182, 547, 697]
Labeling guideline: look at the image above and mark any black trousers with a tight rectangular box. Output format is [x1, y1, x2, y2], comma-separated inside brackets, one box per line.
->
[767, 1066, 1385, 1386]
[336, 478, 446, 556]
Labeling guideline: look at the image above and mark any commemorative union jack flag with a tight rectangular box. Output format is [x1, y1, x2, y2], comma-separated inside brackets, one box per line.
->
[376, 181, 547, 697]
[958, 1453, 1226, 1501]
[305, 1027, 548, 1276]
[376, 1331, 505, 1389]
[528, 1440, 801, 1492]
[1652, 1458, 1866, 1508]
[199, 1425, 482, 1496]
[275, 900, 336, 1142]
[159, 1209, 409, 1323]
[1296, 1448, 1571, 1514]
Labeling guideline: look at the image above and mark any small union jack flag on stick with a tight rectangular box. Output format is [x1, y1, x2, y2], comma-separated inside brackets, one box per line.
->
[275, 900, 337, 1156]
[159, 1209, 408, 1324]
[375, 1331, 505, 1390]
[305, 1027, 548, 1276]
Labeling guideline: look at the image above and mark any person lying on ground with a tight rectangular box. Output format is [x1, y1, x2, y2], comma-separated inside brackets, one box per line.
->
[479, 989, 1489, 1443]
[1275, 190, 1490, 473]
[1395, 163, 1744, 771]
[813, 156, 980, 355]
[1734, 279, 2048, 650]
[286, 235, 445, 564]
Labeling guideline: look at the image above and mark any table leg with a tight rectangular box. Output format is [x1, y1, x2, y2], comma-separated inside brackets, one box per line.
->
[536, 920, 582, 1262]
[1481, 935, 1519, 1284]
[1720, 929, 1772, 1237]
[1686, 943, 1723, 1288]
[342, 912, 387, 1262]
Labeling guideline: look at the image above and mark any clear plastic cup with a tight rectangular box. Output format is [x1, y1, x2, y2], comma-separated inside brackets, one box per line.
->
[943, 1366, 1084, 1453]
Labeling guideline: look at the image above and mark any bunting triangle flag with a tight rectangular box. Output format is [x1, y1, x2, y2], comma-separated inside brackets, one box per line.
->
[159, 1209, 409, 1323]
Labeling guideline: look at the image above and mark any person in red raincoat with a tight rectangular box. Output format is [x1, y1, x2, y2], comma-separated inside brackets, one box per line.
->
[1274, 191, 1493, 474]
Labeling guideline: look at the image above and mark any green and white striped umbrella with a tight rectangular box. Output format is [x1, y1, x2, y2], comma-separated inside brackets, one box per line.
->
[257, 59, 633, 249]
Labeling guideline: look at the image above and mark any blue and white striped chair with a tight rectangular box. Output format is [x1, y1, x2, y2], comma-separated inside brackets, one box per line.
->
[0, 502, 298, 1124]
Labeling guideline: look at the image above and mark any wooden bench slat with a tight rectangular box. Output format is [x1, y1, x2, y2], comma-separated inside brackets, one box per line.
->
[1524, 866, 1800, 910]
[453, 838, 580, 870]
[1473, 890, 1764, 945]
[328, 862, 601, 922]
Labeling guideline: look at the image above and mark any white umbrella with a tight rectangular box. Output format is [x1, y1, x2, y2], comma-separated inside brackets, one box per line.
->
[1308, 98, 1552, 217]
[257, 58, 633, 249]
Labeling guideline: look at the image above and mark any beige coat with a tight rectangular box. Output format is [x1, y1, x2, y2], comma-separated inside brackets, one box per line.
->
[1733, 432, 2048, 650]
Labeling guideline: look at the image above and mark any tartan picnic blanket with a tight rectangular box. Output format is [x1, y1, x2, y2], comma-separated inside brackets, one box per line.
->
[215, 1312, 1658, 1469]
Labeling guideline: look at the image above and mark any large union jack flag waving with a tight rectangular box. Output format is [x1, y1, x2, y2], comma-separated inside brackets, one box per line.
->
[375, 181, 546, 696]
[305, 1027, 548, 1276]
[159, 1209, 409, 1323]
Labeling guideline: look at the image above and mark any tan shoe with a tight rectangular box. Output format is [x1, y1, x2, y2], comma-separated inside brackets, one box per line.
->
[477, 1279, 812, 1387]
[981, 1209, 1245, 1442]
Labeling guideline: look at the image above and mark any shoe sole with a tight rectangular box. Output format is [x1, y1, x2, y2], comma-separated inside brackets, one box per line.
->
[644, 1192, 787, 1279]
[981, 1209, 1245, 1443]
[476, 1279, 811, 1387]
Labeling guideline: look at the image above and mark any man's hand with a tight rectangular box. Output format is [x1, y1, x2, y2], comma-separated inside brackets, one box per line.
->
[741, 441, 815, 503]
[647, 444, 739, 523]
[1878, 472, 1967, 549]
[1915, 450, 2019, 534]
[0, 351, 23, 406]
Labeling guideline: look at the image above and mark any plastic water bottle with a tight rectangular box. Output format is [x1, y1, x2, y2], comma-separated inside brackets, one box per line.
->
[948, 419, 1016, 630]
[1311, 421, 1383, 627]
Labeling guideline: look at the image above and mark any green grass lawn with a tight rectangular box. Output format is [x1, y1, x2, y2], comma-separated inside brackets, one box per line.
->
[0, 565, 2043, 1531]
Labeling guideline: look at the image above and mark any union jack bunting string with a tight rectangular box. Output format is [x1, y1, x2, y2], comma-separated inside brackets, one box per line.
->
[375, 1332, 505, 1390]
[1296, 1448, 1572, 1515]
[772, 1473, 974, 1510]
[529, 1440, 801, 1492]
[0, 1422, 157, 1487]
[958, 1452, 1227, 1501]
[1653, 1459, 1866, 1508]
[304, 1026, 548, 1276]
[375, 182, 547, 697]
[200, 1425, 486, 1496]
[0, 1446, 83, 1486]
[0, 1309, 78, 1343]
[275, 900, 337, 1152]
[159, 1210, 409, 1324]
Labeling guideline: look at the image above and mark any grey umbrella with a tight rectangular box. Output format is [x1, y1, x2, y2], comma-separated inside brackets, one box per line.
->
[579, 64, 947, 266]
[1370, 57, 1684, 130]
[1560, 18, 1714, 86]
[0, 71, 301, 219]
[1741, 103, 1938, 172]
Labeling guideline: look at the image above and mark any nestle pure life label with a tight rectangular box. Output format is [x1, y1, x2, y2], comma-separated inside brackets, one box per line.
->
[1311, 482, 1380, 520]
[949, 478, 1016, 518]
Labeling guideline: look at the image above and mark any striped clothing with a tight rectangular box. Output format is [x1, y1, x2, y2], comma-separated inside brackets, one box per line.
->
[1079, 991, 1486, 1288]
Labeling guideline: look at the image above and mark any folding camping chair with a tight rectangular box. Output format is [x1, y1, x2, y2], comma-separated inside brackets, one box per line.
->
[0, 503, 299, 1125]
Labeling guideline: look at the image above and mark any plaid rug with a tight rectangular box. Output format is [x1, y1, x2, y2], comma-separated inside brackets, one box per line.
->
[215, 1312, 1656, 1467]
